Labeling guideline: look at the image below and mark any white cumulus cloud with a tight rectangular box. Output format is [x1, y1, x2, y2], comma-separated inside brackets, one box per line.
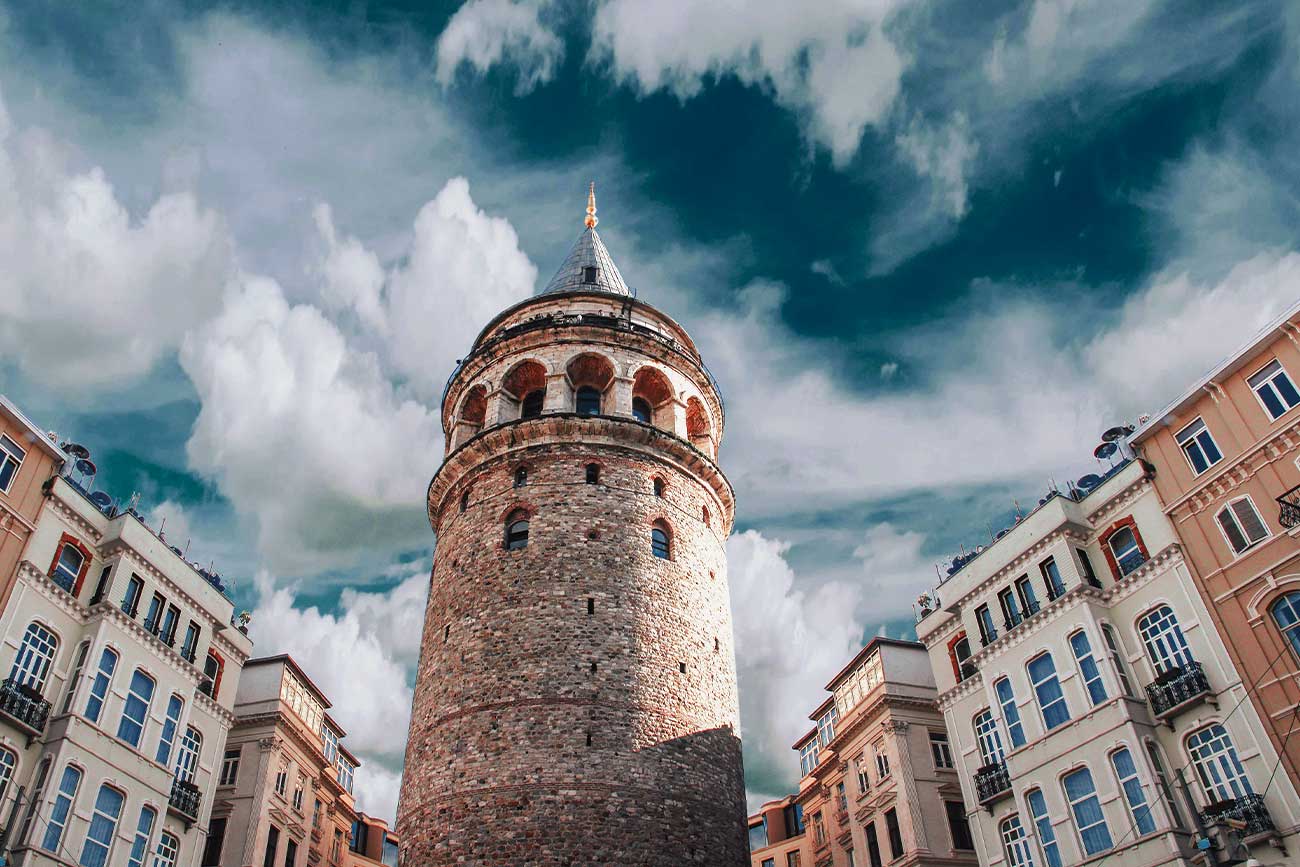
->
[436, 0, 564, 94]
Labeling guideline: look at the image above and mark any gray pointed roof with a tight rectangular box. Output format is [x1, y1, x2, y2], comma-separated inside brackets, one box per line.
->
[541, 226, 632, 297]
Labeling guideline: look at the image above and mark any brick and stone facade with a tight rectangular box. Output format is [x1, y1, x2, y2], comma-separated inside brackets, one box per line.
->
[396, 205, 747, 865]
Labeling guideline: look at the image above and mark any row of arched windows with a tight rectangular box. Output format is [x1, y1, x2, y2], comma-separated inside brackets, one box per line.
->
[504, 510, 673, 559]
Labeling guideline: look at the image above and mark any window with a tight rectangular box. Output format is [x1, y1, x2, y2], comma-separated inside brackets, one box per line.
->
[181, 622, 200, 662]
[749, 820, 768, 853]
[323, 725, 339, 764]
[1076, 548, 1101, 588]
[975, 604, 998, 645]
[812, 812, 827, 849]
[783, 803, 804, 837]
[952, 635, 974, 682]
[836, 781, 848, 813]
[1111, 747, 1155, 836]
[651, 523, 671, 560]
[1188, 723, 1253, 802]
[761, 860, 775, 867]
[263, 826, 280, 867]
[1145, 740, 1185, 829]
[125, 805, 156, 867]
[117, 668, 155, 747]
[994, 677, 1026, 748]
[1014, 575, 1040, 615]
[974, 710, 1004, 766]
[121, 575, 143, 617]
[874, 744, 891, 779]
[292, 779, 303, 811]
[0, 748, 15, 806]
[864, 823, 883, 867]
[1028, 652, 1070, 730]
[144, 592, 165, 634]
[156, 694, 184, 764]
[338, 755, 355, 794]
[998, 587, 1023, 629]
[78, 784, 124, 867]
[817, 706, 838, 745]
[1108, 526, 1145, 575]
[12, 621, 58, 693]
[312, 799, 321, 828]
[274, 769, 287, 797]
[1248, 359, 1300, 419]
[1063, 767, 1112, 856]
[945, 801, 973, 850]
[160, 604, 180, 645]
[632, 397, 652, 423]
[787, 853, 802, 867]
[459, 489, 470, 513]
[90, 565, 111, 603]
[220, 747, 241, 786]
[1176, 418, 1223, 474]
[0, 434, 25, 493]
[885, 808, 904, 859]
[1137, 605, 1194, 674]
[520, 389, 545, 419]
[1216, 498, 1269, 554]
[930, 731, 953, 768]
[155, 831, 180, 867]
[1274, 591, 1300, 663]
[799, 738, 820, 776]
[52, 542, 85, 589]
[1101, 624, 1135, 698]
[1025, 789, 1060, 867]
[285, 838, 298, 867]
[202, 651, 223, 699]
[585, 463, 600, 484]
[1000, 815, 1034, 867]
[513, 466, 527, 487]
[856, 754, 871, 793]
[1040, 557, 1066, 598]
[43, 764, 82, 853]
[653, 478, 665, 497]
[331, 830, 342, 861]
[62, 640, 90, 714]
[576, 386, 602, 415]
[175, 727, 202, 783]
[506, 510, 529, 550]
[18, 759, 50, 848]
[83, 646, 117, 723]
[1069, 630, 1108, 706]
[201, 817, 226, 866]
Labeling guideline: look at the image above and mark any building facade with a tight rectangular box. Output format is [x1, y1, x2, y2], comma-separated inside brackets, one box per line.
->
[749, 794, 808, 867]
[0, 434, 251, 866]
[0, 396, 67, 612]
[1132, 301, 1300, 803]
[915, 457, 1300, 866]
[751, 639, 977, 867]
[211, 655, 366, 867]
[397, 189, 748, 864]
[348, 812, 399, 867]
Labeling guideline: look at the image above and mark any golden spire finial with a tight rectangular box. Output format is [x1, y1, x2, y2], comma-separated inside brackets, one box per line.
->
[584, 181, 598, 229]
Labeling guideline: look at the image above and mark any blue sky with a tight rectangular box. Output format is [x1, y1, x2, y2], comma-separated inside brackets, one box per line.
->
[2, 0, 1299, 817]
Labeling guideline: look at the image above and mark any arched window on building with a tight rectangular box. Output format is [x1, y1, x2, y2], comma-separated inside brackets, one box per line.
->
[174, 726, 203, 783]
[506, 511, 530, 550]
[116, 668, 156, 748]
[521, 390, 545, 419]
[1187, 724, 1253, 803]
[1271, 591, 1300, 661]
[653, 478, 665, 497]
[576, 386, 602, 416]
[1000, 815, 1035, 867]
[10, 622, 59, 694]
[1106, 525, 1146, 576]
[973, 709, 1004, 767]
[651, 522, 671, 560]
[1137, 605, 1195, 674]
[78, 784, 125, 867]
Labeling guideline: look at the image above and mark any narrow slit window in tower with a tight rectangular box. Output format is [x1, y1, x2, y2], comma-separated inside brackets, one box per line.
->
[506, 511, 529, 550]
[586, 464, 600, 485]
[587, 598, 595, 615]
[514, 467, 527, 487]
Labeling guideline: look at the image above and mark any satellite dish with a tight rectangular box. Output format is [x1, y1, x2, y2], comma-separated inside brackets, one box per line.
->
[1101, 426, 1130, 443]
[63, 443, 91, 460]
[89, 491, 113, 509]
[75, 458, 97, 476]
[1077, 474, 1102, 490]
[1094, 442, 1118, 460]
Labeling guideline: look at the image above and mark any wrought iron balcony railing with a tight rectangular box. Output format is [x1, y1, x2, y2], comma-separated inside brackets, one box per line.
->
[975, 761, 1011, 805]
[1145, 661, 1211, 720]
[1200, 793, 1275, 837]
[169, 778, 201, 822]
[1278, 484, 1300, 529]
[0, 677, 51, 734]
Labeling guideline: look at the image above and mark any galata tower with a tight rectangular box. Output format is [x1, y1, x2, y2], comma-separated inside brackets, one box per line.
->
[396, 186, 747, 865]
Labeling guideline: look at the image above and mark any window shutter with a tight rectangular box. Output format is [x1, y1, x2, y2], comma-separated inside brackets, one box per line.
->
[1217, 507, 1249, 553]
[1231, 499, 1268, 544]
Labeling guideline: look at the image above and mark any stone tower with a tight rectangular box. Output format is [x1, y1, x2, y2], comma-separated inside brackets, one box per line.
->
[396, 188, 747, 865]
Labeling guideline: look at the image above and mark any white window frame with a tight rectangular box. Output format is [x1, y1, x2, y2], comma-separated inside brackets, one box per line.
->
[116, 668, 155, 748]
[1174, 417, 1223, 475]
[1069, 630, 1109, 707]
[1137, 605, 1195, 674]
[1248, 358, 1300, 420]
[994, 676, 1026, 748]
[799, 739, 820, 776]
[79, 783, 125, 867]
[153, 831, 179, 867]
[85, 647, 119, 723]
[1110, 747, 1155, 837]
[125, 804, 156, 867]
[974, 709, 1004, 766]
[1025, 789, 1061, 867]
[220, 748, 240, 787]
[1215, 496, 1270, 556]
[817, 706, 838, 746]
[1001, 815, 1035, 867]
[0, 435, 25, 494]
[174, 727, 202, 783]
[1063, 766, 1112, 856]
[929, 731, 954, 769]
[11, 622, 59, 694]
[1187, 723, 1254, 803]
[1107, 527, 1144, 576]
[874, 743, 891, 780]
[1028, 652, 1070, 730]
[156, 694, 184, 765]
[855, 754, 870, 794]
[42, 764, 82, 853]
[61, 640, 90, 715]
[1101, 624, 1136, 698]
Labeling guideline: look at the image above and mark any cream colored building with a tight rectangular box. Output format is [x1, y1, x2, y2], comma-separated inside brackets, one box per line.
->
[915, 457, 1300, 866]
[0, 459, 251, 866]
[211, 655, 368, 867]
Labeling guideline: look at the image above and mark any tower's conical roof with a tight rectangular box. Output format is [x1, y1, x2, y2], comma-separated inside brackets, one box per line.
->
[541, 183, 632, 297]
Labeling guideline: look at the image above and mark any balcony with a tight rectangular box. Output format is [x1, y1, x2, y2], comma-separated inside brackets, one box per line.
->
[169, 778, 201, 825]
[1145, 662, 1212, 721]
[1278, 484, 1300, 529]
[1200, 793, 1276, 838]
[0, 677, 51, 737]
[975, 761, 1011, 806]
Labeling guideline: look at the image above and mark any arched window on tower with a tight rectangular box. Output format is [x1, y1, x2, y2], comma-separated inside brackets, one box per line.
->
[585, 464, 600, 485]
[514, 466, 528, 488]
[506, 511, 530, 550]
[651, 522, 672, 560]
[653, 478, 665, 497]
[632, 398, 652, 423]
[521, 390, 545, 419]
[576, 386, 602, 416]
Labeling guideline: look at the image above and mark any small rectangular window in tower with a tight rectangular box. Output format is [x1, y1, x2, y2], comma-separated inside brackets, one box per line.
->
[585, 731, 592, 746]
[590, 662, 597, 674]
[587, 598, 595, 614]
[679, 661, 687, 674]
[582, 266, 598, 283]
[443, 624, 450, 643]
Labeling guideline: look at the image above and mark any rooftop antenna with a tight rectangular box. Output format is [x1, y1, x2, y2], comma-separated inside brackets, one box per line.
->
[584, 182, 598, 229]
[183, 540, 191, 558]
[1012, 498, 1023, 520]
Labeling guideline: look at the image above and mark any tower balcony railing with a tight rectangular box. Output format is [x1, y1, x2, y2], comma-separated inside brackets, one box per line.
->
[1277, 484, 1300, 529]
[1200, 793, 1276, 838]
[0, 677, 51, 736]
[1145, 661, 1212, 721]
[975, 761, 1012, 806]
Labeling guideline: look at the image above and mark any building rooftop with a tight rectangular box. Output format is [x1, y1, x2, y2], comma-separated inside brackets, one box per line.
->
[0, 394, 68, 462]
[823, 636, 923, 692]
[246, 653, 334, 708]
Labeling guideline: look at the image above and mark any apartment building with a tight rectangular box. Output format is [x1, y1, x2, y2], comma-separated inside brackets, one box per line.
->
[0, 440, 251, 866]
[752, 639, 977, 867]
[915, 455, 1300, 866]
[0, 396, 67, 611]
[212, 655, 365, 867]
[348, 812, 399, 867]
[1131, 301, 1300, 803]
[749, 793, 808, 867]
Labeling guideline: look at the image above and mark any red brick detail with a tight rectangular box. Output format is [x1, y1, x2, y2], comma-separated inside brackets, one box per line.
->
[207, 649, 225, 700]
[947, 632, 969, 681]
[1099, 515, 1149, 582]
[48, 533, 93, 596]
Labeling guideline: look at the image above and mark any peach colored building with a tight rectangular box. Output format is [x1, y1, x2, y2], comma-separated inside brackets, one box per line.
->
[209, 655, 364, 867]
[749, 793, 808, 867]
[752, 639, 977, 867]
[347, 812, 399, 866]
[1132, 300, 1300, 821]
[0, 396, 67, 612]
